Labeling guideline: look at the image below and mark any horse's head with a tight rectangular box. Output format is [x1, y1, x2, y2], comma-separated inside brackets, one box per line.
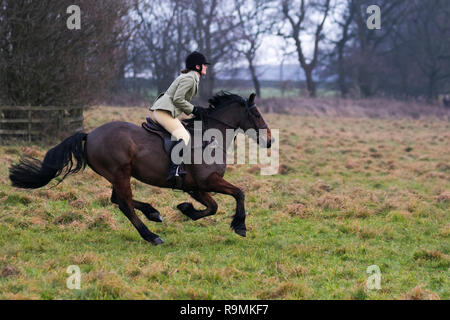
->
[238, 93, 273, 148]
[206, 91, 273, 148]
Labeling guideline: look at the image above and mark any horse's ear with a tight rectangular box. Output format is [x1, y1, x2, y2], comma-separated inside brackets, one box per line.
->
[248, 93, 256, 104]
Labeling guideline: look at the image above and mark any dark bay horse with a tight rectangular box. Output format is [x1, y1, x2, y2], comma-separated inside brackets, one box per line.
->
[9, 92, 272, 245]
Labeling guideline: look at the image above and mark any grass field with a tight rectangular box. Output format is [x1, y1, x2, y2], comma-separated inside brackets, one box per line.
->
[0, 106, 449, 299]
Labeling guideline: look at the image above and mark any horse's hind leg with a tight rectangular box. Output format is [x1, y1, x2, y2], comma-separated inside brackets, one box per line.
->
[177, 191, 218, 221]
[112, 169, 163, 245]
[111, 189, 162, 223]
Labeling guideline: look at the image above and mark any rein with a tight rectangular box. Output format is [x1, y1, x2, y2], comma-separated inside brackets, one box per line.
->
[184, 97, 268, 155]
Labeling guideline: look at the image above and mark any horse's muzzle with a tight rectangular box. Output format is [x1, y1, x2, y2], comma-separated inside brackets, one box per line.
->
[259, 136, 273, 148]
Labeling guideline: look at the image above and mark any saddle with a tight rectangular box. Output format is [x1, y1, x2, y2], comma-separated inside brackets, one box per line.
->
[141, 117, 212, 154]
[142, 117, 180, 154]
[141, 116, 218, 190]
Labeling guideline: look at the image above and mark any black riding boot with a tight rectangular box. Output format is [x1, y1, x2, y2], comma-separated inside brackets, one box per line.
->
[167, 139, 187, 184]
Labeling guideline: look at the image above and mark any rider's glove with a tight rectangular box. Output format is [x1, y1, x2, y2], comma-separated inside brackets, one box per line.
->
[192, 106, 207, 118]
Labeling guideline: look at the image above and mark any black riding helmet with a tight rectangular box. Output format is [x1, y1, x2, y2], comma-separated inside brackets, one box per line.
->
[186, 51, 211, 72]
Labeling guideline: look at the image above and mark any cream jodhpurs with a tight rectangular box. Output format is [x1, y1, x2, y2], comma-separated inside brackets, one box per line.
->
[152, 110, 191, 145]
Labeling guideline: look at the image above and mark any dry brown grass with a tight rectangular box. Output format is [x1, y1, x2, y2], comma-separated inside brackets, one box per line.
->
[258, 96, 450, 120]
[257, 280, 313, 299]
[70, 252, 98, 265]
[437, 191, 450, 203]
[1, 266, 20, 278]
[287, 202, 309, 218]
[398, 286, 441, 300]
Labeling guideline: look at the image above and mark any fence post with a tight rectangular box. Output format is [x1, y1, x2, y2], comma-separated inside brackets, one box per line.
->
[0, 105, 84, 141]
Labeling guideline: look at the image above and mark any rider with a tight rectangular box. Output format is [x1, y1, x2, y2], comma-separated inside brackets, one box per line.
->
[149, 51, 210, 183]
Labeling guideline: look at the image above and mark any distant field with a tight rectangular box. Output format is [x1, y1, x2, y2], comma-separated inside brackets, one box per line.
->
[217, 87, 302, 99]
[143, 86, 336, 101]
[0, 106, 449, 299]
[208, 87, 338, 99]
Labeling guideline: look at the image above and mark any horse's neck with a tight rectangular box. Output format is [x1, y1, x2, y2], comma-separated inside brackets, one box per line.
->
[205, 109, 239, 151]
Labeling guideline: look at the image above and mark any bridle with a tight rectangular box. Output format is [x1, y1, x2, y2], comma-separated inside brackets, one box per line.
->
[185, 99, 268, 154]
[199, 99, 267, 132]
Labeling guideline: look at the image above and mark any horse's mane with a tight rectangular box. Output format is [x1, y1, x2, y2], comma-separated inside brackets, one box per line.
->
[183, 91, 245, 127]
[207, 91, 246, 112]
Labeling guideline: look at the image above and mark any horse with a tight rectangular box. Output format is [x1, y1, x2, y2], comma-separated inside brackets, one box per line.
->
[9, 92, 272, 245]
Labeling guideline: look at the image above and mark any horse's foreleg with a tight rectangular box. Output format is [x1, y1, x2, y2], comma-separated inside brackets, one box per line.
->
[112, 169, 163, 245]
[205, 173, 247, 237]
[177, 191, 218, 221]
[111, 189, 162, 223]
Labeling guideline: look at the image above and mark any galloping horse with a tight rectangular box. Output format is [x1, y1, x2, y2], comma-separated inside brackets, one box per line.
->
[9, 92, 272, 245]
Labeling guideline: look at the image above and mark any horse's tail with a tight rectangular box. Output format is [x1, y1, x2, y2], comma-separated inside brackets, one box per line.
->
[9, 132, 88, 189]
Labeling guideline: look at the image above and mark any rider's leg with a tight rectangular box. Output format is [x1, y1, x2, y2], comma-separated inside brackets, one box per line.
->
[153, 110, 191, 181]
[153, 110, 190, 144]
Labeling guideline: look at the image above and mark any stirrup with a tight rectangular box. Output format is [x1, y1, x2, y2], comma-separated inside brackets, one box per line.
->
[174, 165, 187, 177]
[167, 164, 186, 180]
[167, 139, 187, 189]
[167, 167, 185, 190]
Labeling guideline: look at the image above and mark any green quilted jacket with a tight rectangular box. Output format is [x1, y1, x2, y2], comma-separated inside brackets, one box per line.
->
[149, 70, 199, 118]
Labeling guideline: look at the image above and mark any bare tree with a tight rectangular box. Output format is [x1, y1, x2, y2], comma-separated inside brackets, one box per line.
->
[0, 0, 131, 106]
[279, 0, 332, 98]
[234, 0, 276, 97]
[134, 0, 190, 94]
[328, 0, 356, 97]
[185, 0, 242, 99]
[324, 0, 416, 98]
[400, 0, 450, 100]
[351, 0, 407, 97]
[68, 0, 449, 105]
[132, 0, 241, 100]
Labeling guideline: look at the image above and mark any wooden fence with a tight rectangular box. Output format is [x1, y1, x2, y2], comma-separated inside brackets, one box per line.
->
[0, 105, 84, 142]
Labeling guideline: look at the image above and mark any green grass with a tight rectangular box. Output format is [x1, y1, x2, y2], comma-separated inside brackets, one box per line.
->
[0, 107, 449, 299]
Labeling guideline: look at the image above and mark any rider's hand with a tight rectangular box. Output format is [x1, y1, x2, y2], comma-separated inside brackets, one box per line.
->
[192, 106, 207, 118]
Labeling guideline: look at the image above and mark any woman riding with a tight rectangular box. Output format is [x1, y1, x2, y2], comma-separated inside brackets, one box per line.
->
[149, 51, 210, 183]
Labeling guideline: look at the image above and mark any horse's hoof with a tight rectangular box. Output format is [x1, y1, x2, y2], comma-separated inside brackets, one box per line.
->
[149, 211, 163, 223]
[178, 202, 198, 220]
[151, 237, 164, 245]
[177, 202, 193, 213]
[234, 228, 247, 237]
